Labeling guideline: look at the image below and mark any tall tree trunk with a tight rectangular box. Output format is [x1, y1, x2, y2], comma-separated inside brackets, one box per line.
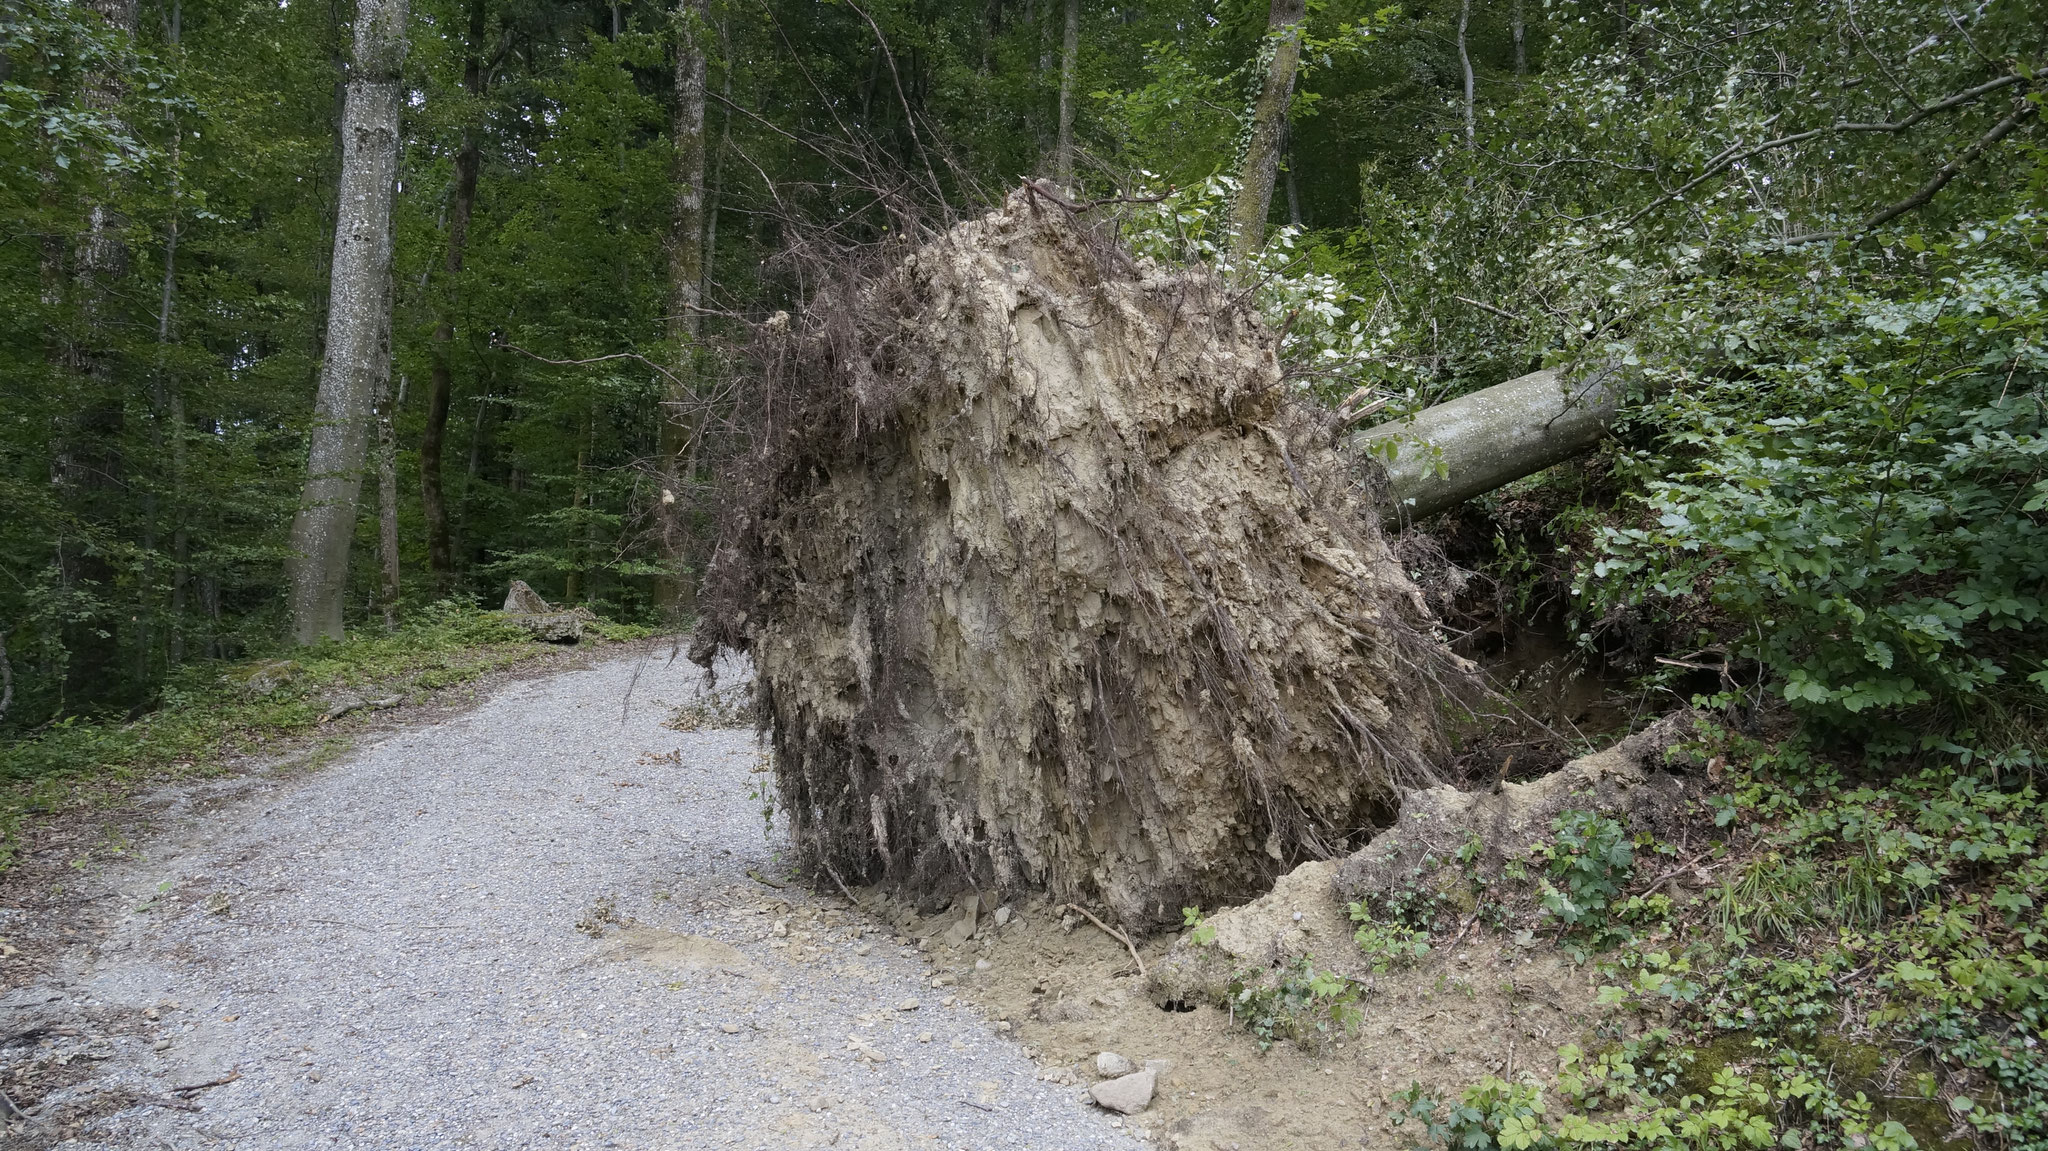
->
[53, 0, 139, 699]
[1513, 0, 1527, 75]
[657, 0, 709, 619]
[375, 374, 402, 630]
[1226, 0, 1306, 271]
[286, 0, 409, 645]
[700, 20, 730, 309]
[1053, 0, 1077, 186]
[1458, 0, 1475, 152]
[421, 0, 484, 588]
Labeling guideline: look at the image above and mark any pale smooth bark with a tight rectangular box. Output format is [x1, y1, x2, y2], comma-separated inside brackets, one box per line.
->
[286, 0, 409, 645]
[1227, 0, 1306, 270]
[1458, 0, 1475, 151]
[1053, 0, 1078, 186]
[1352, 369, 1620, 521]
[1514, 0, 1527, 75]
[657, 0, 709, 616]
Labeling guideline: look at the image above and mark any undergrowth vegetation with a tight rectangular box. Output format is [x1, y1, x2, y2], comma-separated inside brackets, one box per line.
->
[1388, 722, 2048, 1151]
[0, 602, 650, 869]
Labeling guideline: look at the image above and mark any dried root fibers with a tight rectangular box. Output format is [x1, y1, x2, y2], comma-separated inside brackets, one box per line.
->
[693, 188, 1460, 928]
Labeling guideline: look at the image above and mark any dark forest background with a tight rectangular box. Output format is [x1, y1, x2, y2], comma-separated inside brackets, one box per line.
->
[4, 0, 2044, 770]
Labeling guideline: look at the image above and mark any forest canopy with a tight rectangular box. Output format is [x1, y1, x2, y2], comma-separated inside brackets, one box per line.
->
[2, 0, 2043, 775]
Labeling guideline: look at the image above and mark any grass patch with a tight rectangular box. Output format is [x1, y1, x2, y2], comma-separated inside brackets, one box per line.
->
[0, 600, 629, 870]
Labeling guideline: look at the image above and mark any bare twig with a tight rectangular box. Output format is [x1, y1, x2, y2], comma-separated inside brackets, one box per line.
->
[493, 340, 687, 392]
[840, 0, 945, 205]
[1452, 295, 1526, 323]
[170, 1071, 241, 1094]
[1784, 99, 2039, 244]
[1621, 72, 2028, 228]
[1057, 903, 1146, 977]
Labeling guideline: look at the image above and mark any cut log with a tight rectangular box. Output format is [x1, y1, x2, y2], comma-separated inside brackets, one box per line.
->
[1351, 368, 1620, 521]
[692, 190, 1463, 929]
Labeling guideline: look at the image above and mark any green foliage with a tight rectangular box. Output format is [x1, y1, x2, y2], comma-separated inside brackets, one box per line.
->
[1182, 904, 1218, 946]
[1533, 810, 1634, 940]
[1349, 914, 1431, 974]
[1226, 955, 1366, 1052]
[1580, 215, 2048, 751]
[1414, 726, 2048, 1149]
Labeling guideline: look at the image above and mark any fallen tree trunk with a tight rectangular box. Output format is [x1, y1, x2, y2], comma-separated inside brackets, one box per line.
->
[1351, 367, 1620, 521]
[692, 189, 1464, 928]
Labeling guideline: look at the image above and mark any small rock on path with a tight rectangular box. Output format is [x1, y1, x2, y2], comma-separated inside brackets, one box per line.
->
[25, 651, 1142, 1151]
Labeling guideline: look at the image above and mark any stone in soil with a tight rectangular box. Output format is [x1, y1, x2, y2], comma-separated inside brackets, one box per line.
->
[1089, 1068, 1156, 1115]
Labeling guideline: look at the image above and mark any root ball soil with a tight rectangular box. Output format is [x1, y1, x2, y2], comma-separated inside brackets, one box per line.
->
[693, 189, 1461, 927]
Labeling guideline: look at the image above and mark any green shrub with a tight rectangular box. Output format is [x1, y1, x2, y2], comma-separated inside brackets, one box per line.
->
[1226, 956, 1366, 1052]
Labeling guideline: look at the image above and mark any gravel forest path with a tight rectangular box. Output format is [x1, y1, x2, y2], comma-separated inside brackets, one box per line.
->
[14, 650, 1141, 1151]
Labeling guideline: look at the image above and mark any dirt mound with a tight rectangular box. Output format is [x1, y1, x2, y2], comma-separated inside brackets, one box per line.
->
[1333, 709, 1699, 916]
[692, 188, 1461, 927]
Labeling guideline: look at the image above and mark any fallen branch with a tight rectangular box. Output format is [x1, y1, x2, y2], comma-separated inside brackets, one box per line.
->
[318, 695, 402, 724]
[1452, 295, 1526, 323]
[492, 339, 687, 393]
[745, 867, 789, 890]
[1058, 903, 1146, 977]
[170, 1071, 241, 1094]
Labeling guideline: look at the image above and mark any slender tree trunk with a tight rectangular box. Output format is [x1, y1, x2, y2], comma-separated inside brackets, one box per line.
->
[421, 0, 483, 588]
[1053, 0, 1078, 186]
[0, 627, 13, 725]
[286, 0, 410, 645]
[1282, 120, 1301, 226]
[1513, 0, 1527, 75]
[52, 0, 139, 699]
[1227, 0, 1306, 270]
[169, 388, 188, 665]
[1458, 0, 1475, 152]
[376, 374, 402, 630]
[657, 0, 709, 619]
[700, 22, 730, 309]
[981, 0, 1001, 73]
[142, 0, 184, 681]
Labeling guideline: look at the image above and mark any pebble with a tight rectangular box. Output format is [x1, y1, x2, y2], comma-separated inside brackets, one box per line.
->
[1096, 1052, 1134, 1078]
[897, 999, 921, 1012]
[974, 958, 993, 972]
[994, 906, 1013, 927]
[720, 1023, 742, 1035]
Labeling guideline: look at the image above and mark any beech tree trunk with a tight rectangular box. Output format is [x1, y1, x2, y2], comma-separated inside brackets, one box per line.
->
[1053, 0, 1078, 186]
[656, 0, 709, 617]
[1458, 0, 1475, 150]
[1353, 368, 1621, 521]
[420, 0, 485, 588]
[1514, 0, 1527, 74]
[1227, 0, 1306, 270]
[286, 0, 409, 645]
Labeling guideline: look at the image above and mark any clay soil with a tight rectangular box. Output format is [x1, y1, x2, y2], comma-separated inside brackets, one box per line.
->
[873, 891, 1620, 1151]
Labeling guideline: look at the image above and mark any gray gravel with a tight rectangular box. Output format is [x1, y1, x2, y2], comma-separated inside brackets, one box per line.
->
[27, 650, 1145, 1151]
